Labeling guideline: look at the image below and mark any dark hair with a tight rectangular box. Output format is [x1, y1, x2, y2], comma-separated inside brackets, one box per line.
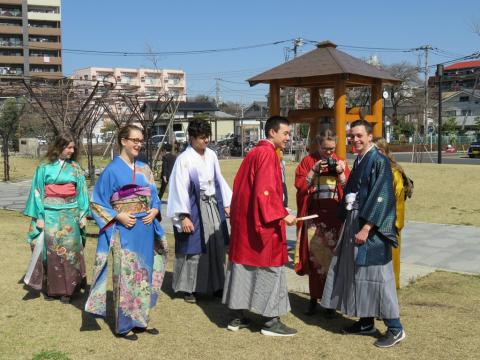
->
[163, 143, 172, 152]
[187, 119, 211, 138]
[350, 119, 373, 135]
[316, 129, 336, 145]
[45, 133, 77, 163]
[264, 116, 289, 138]
[117, 124, 144, 150]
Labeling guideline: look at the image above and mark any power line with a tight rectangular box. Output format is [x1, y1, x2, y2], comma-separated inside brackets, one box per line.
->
[60, 39, 294, 57]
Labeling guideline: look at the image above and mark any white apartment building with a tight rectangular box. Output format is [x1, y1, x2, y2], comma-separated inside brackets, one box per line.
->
[73, 67, 186, 101]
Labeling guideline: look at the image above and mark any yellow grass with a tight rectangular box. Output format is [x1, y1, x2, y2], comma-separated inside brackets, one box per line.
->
[0, 210, 479, 360]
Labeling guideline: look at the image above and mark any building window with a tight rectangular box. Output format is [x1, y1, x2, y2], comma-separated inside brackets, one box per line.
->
[459, 96, 469, 102]
[461, 110, 472, 116]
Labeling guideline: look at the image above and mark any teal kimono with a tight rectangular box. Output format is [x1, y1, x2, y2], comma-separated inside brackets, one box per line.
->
[23, 160, 90, 296]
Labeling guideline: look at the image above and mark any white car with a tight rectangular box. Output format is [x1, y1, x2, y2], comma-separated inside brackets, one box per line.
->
[174, 131, 187, 143]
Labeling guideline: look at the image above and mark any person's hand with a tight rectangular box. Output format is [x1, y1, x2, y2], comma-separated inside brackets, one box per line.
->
[355, 225, 371, 244]
[80, 217, 87, 229]
[36, 219, 45, 230]
[181, 217, 195, 233]
[283, 214, 297, 226]
[163, 176, 167, 183]
[224, 206, 230, 218]
[314, 159, 328, 172]
[142, 208, 159, 225]
[336, 160, 346, 174]
[116, 212, 136, 228]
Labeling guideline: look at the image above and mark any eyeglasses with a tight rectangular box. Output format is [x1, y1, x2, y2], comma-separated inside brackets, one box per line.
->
[321, 147, 335, 151]
[124, 137, 145, 145]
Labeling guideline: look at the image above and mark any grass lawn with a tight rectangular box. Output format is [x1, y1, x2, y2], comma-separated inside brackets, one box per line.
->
[0, 210, 479, 360]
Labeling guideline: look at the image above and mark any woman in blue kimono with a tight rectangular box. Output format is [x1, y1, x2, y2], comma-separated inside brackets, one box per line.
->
[85, 124, 165, 341]
[24, 133, 89, 303]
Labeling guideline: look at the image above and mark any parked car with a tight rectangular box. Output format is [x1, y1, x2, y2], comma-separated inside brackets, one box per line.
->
[467, 141, 480, 158]
[149, 134, 167, 148]
[174, 131, 187, 143]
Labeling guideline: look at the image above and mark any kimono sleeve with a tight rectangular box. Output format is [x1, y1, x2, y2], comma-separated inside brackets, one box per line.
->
[254, 150, 288, 225]
[147, 164, 161, 211]
[393, 168, 405, 232]
[213, 152, 232, 207]
[166, 156, 191, 230]
[24, 164, 45, 220]
[359, 156, 396, 242]
[74, 164, 90, 220]
[90, 167, 118, 232]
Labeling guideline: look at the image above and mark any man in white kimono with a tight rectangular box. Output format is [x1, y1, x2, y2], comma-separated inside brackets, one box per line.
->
[167, 119, 232, 303]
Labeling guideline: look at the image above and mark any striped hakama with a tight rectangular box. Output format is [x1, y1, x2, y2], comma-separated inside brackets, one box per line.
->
[172, 194, 226, 294]
[222, 262, 291, 318]
[320, 202, 400, 319]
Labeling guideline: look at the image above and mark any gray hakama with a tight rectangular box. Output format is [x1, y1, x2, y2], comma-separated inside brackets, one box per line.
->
[320, 202, 400, 319]
[222, 262, 291, 318]
[172, 194, 226, 294]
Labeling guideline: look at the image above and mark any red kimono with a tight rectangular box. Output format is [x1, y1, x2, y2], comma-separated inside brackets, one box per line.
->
[229, 140, 289, 267]
[294, 152, 350, 299]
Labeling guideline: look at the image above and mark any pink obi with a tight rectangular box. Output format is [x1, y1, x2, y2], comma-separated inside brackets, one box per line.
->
[44, 183, 76, 198]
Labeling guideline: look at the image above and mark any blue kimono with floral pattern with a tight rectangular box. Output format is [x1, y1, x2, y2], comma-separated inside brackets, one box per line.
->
[85, 156, 165, 334]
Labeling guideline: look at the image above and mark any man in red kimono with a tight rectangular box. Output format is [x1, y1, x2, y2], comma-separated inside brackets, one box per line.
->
[222, 115, 298, 337]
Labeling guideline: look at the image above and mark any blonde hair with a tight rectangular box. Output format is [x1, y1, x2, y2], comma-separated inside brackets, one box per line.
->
[373, 137, 404, 173]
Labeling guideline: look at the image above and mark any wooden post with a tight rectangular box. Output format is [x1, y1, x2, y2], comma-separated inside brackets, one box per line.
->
[309, 87, 320, 152]
[371, 80, 383, 138]
[335, 79, 347, 158]
[269, 81, 280, 116]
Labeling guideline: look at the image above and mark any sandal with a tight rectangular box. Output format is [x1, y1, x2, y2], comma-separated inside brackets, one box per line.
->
[116, 331, 138, 341]
[133, 327, 159, 335]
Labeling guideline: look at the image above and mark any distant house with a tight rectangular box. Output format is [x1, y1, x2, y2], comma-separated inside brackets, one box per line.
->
[142, 100, 235, 141]
[429, 61, 480, 91]
[238, 101, 269, 142]
[433, 90, 480, 131]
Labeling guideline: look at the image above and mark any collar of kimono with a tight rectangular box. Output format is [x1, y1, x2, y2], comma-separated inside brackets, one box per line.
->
[356, 144, 374, 165]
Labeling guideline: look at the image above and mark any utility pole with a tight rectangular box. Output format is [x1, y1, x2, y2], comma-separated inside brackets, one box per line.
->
[214, 78, 221, 106]
[414, 45, 436, 139]
[291, 38, 303, 157]
[437, 64, 444, 164]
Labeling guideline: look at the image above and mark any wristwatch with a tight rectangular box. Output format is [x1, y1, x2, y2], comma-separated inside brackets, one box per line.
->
[178, 213, 189, 220]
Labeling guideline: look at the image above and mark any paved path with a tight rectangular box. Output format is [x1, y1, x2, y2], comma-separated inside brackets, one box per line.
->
[2, 180, 478, 294]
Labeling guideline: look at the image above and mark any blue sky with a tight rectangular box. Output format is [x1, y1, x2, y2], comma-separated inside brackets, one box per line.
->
[62, 0, 480, 103]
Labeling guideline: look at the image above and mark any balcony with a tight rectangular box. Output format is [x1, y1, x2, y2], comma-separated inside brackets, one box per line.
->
[0, 24, 22, 34]
[30, 70, 63, 79]
[0, 55, 23, 64]
[29, 27, 61, 36]
[0, 39, 22, 48]
[28, 0, 61, 6]
[29, 55, 61, 65]
[28, 40, 61, 50]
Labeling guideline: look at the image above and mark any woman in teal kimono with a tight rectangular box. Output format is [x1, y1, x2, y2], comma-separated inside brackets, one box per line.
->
[23, 133, 89, 303]
[85, 124, 166, 341]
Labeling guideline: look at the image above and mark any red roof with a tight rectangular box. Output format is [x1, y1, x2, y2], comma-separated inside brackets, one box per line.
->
[444, 60, 480, 71]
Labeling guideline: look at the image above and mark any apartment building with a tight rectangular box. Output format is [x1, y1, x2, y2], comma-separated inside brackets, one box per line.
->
[0, 0, 62, 79]
[73, 67, 186, 101]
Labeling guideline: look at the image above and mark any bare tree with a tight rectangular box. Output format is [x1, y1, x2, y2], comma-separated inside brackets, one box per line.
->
[0, 97, 26, 181]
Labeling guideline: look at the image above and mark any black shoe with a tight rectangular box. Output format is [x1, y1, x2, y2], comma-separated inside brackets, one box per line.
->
[43, 293, 56, 301]
[184, 293, 196, 303]
[343, 320, 377, 335]
[322, 308, 337, 319]
[80, 277, 87, 290]
[304, 298, 318, 316]
[374, 329, 406, 348]
[60, 296, 71, 304]
[133, 327, 159, 335]
[261, 320, 297, 337]
[116, 331, 138, 341]
[227, 317, 251, 332]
